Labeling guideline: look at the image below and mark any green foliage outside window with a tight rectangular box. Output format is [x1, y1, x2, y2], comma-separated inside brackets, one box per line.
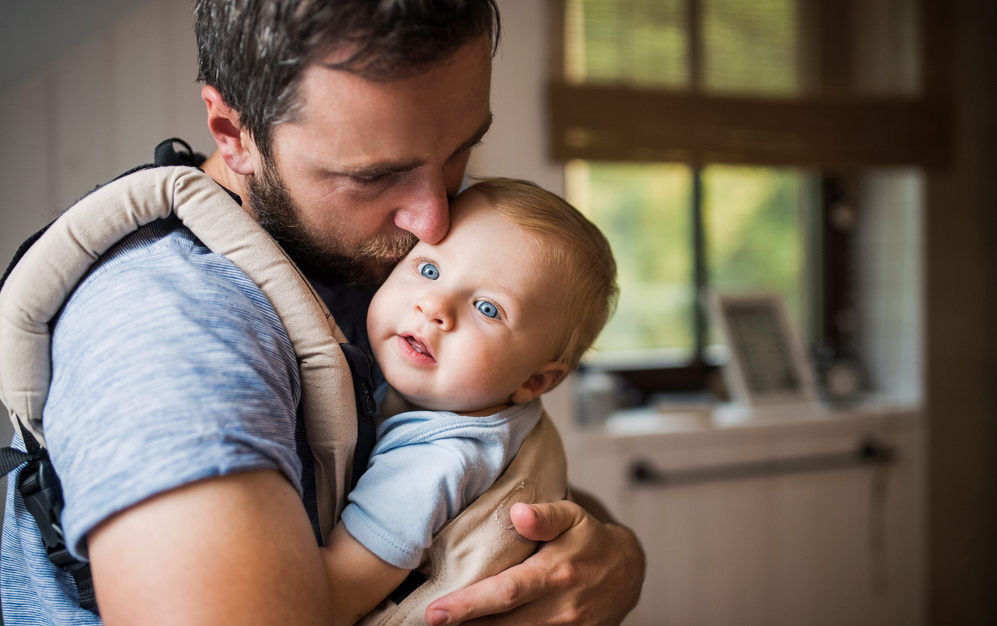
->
[564, 0, 809, 363]
[704, 165, 808, 337]
[568, 162, 808, 361]
[567, 161, 694, 357]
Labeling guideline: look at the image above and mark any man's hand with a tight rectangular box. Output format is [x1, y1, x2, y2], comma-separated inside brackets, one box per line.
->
[424, 500, 645, 625]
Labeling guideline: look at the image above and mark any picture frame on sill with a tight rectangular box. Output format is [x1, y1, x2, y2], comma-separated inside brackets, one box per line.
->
[709, 291, 818, 407]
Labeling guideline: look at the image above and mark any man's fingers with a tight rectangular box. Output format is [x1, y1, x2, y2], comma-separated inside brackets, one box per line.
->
[509, 500, 586, 542]
[425, 501, 606, 625]
[425, 562, 545, 625]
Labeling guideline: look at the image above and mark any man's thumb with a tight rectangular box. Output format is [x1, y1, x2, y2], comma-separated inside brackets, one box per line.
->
[509, 501, 585, 541]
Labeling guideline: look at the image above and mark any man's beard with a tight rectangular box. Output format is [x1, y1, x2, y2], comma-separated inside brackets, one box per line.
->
[247, 161, 416, 290]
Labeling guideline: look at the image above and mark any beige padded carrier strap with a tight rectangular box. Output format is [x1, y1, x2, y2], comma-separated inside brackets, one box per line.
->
[0, 166, 353, 537]
[359, 411, 568, 626]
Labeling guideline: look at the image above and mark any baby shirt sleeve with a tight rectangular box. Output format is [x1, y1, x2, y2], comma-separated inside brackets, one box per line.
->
[340, 403, 542, 569]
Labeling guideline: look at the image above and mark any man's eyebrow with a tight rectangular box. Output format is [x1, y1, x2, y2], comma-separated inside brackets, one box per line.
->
[450, 113, 493, 160]
[333, 113, 493, 178]
[337, 159, 422, 179]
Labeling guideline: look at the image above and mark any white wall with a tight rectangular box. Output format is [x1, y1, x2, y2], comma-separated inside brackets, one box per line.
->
[0, 0, 214, 505]
[0, 0, 213, 267]
[468, 1, 563, 192]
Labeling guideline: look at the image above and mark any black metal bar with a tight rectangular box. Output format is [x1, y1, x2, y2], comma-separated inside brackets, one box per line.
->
[691, 167, 708, 358]
[629, 438, 895, 488]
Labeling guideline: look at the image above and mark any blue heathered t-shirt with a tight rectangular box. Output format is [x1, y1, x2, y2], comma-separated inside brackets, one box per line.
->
[0, 216, 311, 624]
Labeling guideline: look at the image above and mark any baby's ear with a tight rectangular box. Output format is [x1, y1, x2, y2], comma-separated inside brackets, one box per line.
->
[510, 362, 570, 404]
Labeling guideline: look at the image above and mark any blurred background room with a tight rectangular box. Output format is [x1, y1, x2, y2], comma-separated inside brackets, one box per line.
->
[0, 0, 994, 624]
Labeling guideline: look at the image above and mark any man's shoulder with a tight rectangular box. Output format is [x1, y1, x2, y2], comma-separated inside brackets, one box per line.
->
[51, 213, 298, 396]
[68, 215, 280, 322]
[83, 215, 226, 282]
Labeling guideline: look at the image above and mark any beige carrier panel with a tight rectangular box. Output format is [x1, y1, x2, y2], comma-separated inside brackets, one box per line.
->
[360, 412, 567, 626]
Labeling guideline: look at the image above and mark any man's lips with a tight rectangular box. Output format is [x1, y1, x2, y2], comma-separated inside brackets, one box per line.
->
[396, 334, 437, 365]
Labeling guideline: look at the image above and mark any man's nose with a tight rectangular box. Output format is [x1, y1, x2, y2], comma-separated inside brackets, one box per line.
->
[394, 176, 450, 244]
[416, 292, 454, 331]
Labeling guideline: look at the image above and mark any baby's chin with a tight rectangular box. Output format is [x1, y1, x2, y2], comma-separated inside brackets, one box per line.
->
[385, 377, 512, 417]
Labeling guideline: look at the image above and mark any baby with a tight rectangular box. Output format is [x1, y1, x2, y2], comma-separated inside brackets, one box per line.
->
[322, 177, 618, 623]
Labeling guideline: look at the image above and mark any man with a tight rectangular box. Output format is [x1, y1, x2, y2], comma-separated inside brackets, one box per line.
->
[0, 2, 644, 624]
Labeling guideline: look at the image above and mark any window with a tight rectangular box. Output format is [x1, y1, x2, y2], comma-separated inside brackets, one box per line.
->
[551, 0, 947, 394]
[567, 161, 813, 366]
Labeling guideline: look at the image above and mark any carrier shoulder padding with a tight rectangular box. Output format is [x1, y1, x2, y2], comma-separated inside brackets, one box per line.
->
[358, 411, 568, 626]
[0, 166, 354, 537]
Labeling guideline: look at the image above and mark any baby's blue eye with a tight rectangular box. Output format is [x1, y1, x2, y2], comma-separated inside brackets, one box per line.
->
[418, 262, 440, 280]
[476, 301, 499, 319]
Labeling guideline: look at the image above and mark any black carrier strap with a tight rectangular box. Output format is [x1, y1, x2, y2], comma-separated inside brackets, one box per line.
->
[0, 430, 100, 614]
[339, 343, 378, 490]
[0, 138, 375, 614]
[338, 344, 428, 604]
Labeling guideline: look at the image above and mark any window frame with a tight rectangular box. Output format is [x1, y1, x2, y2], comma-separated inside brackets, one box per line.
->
[551, 0, 952, 398]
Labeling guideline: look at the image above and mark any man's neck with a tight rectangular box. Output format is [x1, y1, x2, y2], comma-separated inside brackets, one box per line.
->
[201, 150, 250, 211]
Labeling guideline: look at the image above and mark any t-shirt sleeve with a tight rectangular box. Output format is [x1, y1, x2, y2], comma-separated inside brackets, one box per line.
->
[42, 232, 303, 559]
[338, 404, 542, 570]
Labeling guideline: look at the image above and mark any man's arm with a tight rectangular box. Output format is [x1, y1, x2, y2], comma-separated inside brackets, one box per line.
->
[89, 469, 643, 625]
[89, 469, 337, 625]
[425, 500, 646, 626]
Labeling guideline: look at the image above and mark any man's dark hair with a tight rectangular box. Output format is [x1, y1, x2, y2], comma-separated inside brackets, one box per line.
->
[194, 0, 500, 161]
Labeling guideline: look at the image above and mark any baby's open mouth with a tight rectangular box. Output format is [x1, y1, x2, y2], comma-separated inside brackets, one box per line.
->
[407, 336, 427, 353]
[403, 335, 435, 360]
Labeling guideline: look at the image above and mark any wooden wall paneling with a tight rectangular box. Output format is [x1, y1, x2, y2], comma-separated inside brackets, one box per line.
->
[628, 444, 706, 624]
[889, 419, 928, 623]
[612, 412, 922, 625]
[773, 436, 827, 625]
[702, 441, 778, 625]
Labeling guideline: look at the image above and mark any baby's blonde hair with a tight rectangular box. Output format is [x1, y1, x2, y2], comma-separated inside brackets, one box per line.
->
[465, 178, 618, 371]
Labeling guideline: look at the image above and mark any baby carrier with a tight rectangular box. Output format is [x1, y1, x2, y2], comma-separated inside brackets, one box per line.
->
[0, 140, 567, 624]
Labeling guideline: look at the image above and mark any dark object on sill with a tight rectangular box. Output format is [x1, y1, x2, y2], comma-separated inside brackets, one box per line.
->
[629, 437, 895, 488]
[814, 344, 868, 406]
[609, 361, 723, 398]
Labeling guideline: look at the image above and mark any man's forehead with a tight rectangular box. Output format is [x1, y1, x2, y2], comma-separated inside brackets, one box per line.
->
[281, 37, 492, 167]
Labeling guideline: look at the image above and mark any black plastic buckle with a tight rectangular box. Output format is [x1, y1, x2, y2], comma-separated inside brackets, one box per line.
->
[18, 456, 70, 558]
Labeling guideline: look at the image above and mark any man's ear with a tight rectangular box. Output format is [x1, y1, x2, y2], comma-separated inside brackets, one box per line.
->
[510, 362, 570, 405]
[202, 85, 256, 176]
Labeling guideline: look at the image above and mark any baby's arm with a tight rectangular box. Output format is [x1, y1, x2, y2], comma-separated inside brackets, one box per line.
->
[321, 523, 410, 625]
